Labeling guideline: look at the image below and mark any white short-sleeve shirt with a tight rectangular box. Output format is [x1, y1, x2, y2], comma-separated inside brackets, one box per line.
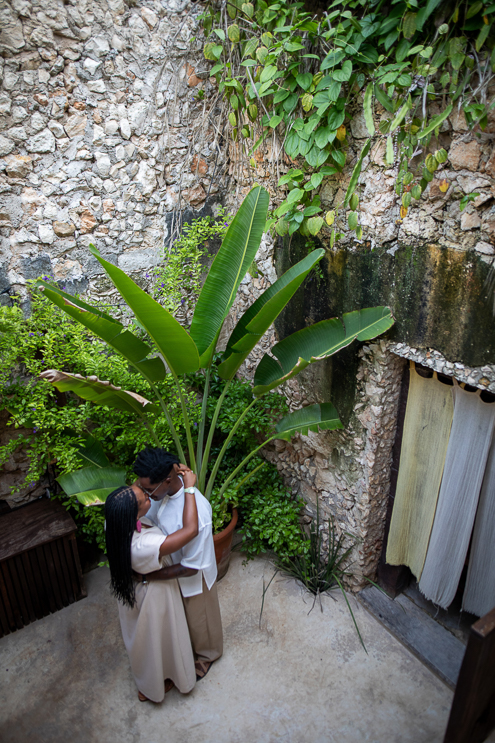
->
[146, 483, 217, 597]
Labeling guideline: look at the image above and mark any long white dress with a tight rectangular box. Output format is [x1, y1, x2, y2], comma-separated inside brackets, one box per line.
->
[117, 519, 196, 702]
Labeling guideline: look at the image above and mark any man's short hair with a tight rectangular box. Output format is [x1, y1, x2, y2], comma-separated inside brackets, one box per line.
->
[133, 447, 179, 484]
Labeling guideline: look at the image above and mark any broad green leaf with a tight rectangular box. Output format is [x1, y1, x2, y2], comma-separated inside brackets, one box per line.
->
[417, 104, 452, 139]
[296, 72, 312, 90]
[36, 282, 167, 382]
[190, 185, 269, 358]
[402, 12, 417, 39]
[331, 149, 346, 168]
[348, 211, 358, 230]
[333, 60, 353, 82]
[307, 216, 324, 235]
[321, 49, 346, 70]
[327, 108, 345, 130]
[89, 246, 199, 375]
[253, 307, 395, 396]
[76, 433, 110, 468]
[416, 0, 444, 30]
[363, 84, 375, 136]
[275, 403, 343, 440]
[343, 138, 371, 208]
[260, 65, 278, 84]
[58, 465, 127, 506]
[269, 114, 283, 128]
[476, 23, 491, 52]
[218, 249, 324, 380]
[40, 369, 160, 415]
[374, 85, 394, 113]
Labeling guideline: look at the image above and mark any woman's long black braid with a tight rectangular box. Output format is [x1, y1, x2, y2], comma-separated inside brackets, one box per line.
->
[105, 486, 138, 609]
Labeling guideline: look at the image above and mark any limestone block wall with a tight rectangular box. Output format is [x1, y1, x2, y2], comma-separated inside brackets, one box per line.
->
[0, 0, 226, 305]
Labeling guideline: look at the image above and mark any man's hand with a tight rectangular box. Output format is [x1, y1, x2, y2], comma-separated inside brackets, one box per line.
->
[177, 463, 196, 490]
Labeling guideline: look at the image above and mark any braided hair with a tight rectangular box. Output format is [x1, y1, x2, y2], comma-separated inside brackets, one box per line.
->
[133, 446, 179, 483]
[105, 486, 138, 608]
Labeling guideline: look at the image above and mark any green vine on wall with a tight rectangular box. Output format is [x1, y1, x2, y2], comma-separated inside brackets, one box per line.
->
[200, 0, 494, 242]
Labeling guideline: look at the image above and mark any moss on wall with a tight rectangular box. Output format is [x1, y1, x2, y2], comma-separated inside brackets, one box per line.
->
[275, 235, 495, 416]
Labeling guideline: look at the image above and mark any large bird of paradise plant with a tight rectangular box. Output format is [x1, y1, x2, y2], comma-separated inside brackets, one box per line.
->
[38, 185, 394, 511]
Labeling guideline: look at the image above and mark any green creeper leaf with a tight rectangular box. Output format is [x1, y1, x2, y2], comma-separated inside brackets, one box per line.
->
[275, 218, 289, 236]
[435, 148, 448, 164]
[333, 60, 353, 82]
[411, 184, 422, 199]
[348, 211, 358, 230]
[287, 187, 303, 204]
[269, 115, 282, 128]
[422, 167, 434, 183]
[229, 111, 237, 127]
[325, 210, 335, 226]
[355, 225, 363, 240]
[214, 28, 226, 41]
[260, 65, 278, 84]
[40, 369, 159, 416]
[256, 46, 268, 64]
[350, 193, 359, 211]
[396, 38, 410, 62]
[363, 84, 375, 136]
[403, 12, 417, 39]
[57, 466, 127, 506]
[218, 249, 324, 380]
[243, 37, 258, 57]
[247, 103, 258, 121]
[253, 307, 395, 396]
[402, 192, 412, 208]
[321, 49, 346, 70]
[303, 205, 322, 217]
[190, 185, 269, 359]
[403, 172, 414, 186]
[417, 104, 452, 139]
[331, 149, 346, 168]
[374, 85, 394, 113]
[231, 94, 239, 110]
[467, 1, 483, 19]
[425, 154, 437, 173]
[307, 216, 324, 235]
[228, 24, 240, 43]
[386, 136, 394, 165]
[296, 72, 313, 91]
[476, 23, 491, 52]
[275, 403, 343, 441]
[242, 2, 254, 18]
[327, 108, 345, 130]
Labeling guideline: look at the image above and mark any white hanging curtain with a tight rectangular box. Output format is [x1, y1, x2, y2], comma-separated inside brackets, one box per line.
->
[419, 384, 495, 609]
[462, 433, 495, 617]
[386, 363, 454, 579]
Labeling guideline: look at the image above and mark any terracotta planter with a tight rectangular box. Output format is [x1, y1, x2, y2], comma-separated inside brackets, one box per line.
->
[213, 508, 238, 581]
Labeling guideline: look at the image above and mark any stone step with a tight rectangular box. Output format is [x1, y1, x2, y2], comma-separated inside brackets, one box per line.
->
[358, 585, 465, 689]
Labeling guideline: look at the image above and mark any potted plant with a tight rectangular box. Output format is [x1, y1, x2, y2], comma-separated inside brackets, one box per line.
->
[37, 185, 394, 573]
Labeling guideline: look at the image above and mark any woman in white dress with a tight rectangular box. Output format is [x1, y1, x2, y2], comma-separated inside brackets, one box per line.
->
[105, 468, 199, 703]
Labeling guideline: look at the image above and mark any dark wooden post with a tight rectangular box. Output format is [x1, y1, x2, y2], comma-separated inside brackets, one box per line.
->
[444, 607, 495, 743]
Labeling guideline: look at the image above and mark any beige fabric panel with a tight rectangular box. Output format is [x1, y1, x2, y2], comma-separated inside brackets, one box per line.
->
[386, 365, 454, 579]
[419, 386, 495, 609]
[462, 432, 495, 617]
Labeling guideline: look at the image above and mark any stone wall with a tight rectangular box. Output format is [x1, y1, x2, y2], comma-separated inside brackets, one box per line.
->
[0, 0, 226, 306]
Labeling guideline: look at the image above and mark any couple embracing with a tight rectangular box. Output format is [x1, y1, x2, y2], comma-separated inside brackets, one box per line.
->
[104, 446, 223, 703]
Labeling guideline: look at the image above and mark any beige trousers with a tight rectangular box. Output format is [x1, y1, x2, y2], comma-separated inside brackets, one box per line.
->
[182, 577, 223, 662]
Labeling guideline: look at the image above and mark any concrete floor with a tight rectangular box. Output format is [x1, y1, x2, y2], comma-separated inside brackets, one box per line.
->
[0, 552, 460, 743]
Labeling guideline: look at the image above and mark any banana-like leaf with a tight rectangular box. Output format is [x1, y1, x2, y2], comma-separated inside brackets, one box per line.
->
[36, 281, 167, 382]
[76, 433, 110, 468]
[253, 306, 394, 396]
[218, 249, 325, 380]
[275, 403, 343, 440]
[88, 245, 200, 376]
[58, 465, 126, 506]
[40, 370, 160, 415]
[190, 185, 269, 359]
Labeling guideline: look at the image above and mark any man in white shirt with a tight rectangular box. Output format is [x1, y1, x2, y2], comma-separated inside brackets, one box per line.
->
[133, 447, 223, 678]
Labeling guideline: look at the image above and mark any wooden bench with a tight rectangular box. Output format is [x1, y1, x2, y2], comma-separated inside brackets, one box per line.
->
[0, 498, 86, 637]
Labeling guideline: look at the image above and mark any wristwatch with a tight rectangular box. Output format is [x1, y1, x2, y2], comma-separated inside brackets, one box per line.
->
[184, 486, 195, 494]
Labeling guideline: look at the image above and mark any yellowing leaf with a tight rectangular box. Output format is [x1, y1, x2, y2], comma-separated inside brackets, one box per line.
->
[400, 205, 408, 219]
[439, 179, 449, 193]
[336, 124, 346, 141]
[302, 93, 314, 112]
[325, 210, 335, 226]
[249, 157, 256, 167]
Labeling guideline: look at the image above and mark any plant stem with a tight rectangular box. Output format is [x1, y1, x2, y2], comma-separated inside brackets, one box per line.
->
[204, 394, 263, 500]
[147, 379, 186, 462]
[198, 378, 232, 492]
[142, 417, 160, 447]
[173, 371, 197, 471]
[196, 363, 212, 480]
[216, 434, 274, 500]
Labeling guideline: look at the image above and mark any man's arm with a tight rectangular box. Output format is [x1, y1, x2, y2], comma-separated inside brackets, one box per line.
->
[133, 564, 198, 582]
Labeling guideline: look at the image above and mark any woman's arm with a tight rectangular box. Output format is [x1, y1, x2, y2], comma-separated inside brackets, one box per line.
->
[158, 468, 198, 557]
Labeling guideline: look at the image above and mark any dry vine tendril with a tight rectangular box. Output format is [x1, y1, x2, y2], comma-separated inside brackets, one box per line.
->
[201, 0, 494, 243]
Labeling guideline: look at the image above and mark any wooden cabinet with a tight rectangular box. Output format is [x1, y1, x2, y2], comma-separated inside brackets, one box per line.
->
[0, 498, 86, 637]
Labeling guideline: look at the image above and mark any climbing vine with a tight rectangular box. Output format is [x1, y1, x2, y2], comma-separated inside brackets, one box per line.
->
[200, 0, 494, 242]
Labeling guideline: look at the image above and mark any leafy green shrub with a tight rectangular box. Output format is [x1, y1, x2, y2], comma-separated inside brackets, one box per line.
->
[152, 208, 232, 316]
[0, 293, 304, 560]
